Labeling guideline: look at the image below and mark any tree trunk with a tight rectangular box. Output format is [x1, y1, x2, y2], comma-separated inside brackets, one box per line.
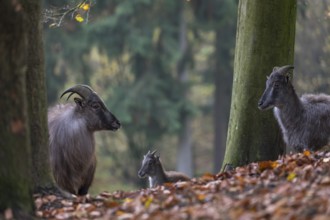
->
[213, 26, 235, 173]
[223, 0, 297, 167]
[23, 1, 55, 192]
[0, 0, 33, 217]
[177, 117, 193, 177]
[177, 5, 193, 177]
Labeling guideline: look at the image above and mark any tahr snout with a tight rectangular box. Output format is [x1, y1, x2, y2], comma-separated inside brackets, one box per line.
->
[111, 119, 121, 130]
[138, 170, 145, 178]
[258, 98, 265, 110]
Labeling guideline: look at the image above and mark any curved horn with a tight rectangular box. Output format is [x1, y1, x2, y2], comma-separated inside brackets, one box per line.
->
[276, 65, 294, 76]
[60, 84, 95, 100]
[150, 150, 157, 156]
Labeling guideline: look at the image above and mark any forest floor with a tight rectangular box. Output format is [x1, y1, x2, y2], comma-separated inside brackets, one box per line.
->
[34, 151, 330, 220]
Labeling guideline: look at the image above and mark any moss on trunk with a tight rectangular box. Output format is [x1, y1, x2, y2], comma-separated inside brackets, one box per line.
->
[223, 0, 297, 167]
[0, 0, 33, 215]
[23, 1, 55, 192]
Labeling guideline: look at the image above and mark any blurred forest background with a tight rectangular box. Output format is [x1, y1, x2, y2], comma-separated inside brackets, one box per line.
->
[42, 0, 330, 194]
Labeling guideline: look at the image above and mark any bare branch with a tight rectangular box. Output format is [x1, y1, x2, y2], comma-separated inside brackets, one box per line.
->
[43, 0, 93, 27]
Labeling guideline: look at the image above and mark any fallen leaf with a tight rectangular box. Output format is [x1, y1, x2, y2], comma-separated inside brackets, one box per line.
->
[174, 181, 190, 189]
[62, 207, 75, 212]
[144, 196, 153, 208]
[201, 173, 216, 181]
[287, 172, 296, 181]
[323, 157, 330, 163]
[303, 150, 311, 157]
[320, 176, 330, 185]
[100, 191, 112, 198]
[89, 210, 101, 217]
[258, 161, 278, 171]
[115, 210, 126, 216]
[61, 200, 73, 207]
[265, 198, 287, 213]
[104, 200, 120, 208]
[46, 195, 57, 202]
[163, 195, 178, 208]
[55, 212, 72, 220]
[124, 198, 133, 203]
[35, 211, 43, 218]
[196, 193, 206, 202]
[313, 215, 330, 220]
[33, 151, 330, 220]
[35, 198, 43, 209]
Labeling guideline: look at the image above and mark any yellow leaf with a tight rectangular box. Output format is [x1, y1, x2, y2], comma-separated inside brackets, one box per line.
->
[287, 172, 296, 181]
[197, 193, 206, 201]
[115, 210, 125, 216]
[258, 161, 278, 171]
[75, 14, 84, 22]
[270, 161, 279, 168]
[303, 150, 311, 157]
[144, 197, 153, 208]
[79, 3, 90, 11]
[124, 198, 133, 203]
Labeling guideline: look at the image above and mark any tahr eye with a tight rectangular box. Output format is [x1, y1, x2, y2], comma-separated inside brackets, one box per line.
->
[274, 82, 279, 89]
[92, 103, 101, 110]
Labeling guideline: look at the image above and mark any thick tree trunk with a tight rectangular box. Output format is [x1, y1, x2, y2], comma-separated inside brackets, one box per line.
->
[23, 1, 55, 192]
[0, 0, 33, 217]
[223, 0, 297, 167]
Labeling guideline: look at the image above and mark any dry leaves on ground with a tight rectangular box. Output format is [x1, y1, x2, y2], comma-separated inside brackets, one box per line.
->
[34, 151, 330, 219]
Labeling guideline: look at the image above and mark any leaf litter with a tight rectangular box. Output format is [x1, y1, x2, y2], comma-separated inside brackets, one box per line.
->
[35, 150, 330, 219]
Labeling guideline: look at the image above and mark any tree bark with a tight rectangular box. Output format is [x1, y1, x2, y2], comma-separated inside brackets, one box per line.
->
[0, 0, 33, 217]
[23, 1, 55, 192]
[223, 0, 297, 167]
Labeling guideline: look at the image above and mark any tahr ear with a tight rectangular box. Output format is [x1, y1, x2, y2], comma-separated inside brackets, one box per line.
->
[74, 97, 85, 108]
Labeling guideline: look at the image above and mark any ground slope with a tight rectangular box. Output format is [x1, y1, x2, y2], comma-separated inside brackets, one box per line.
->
[32, 151, 330, 220]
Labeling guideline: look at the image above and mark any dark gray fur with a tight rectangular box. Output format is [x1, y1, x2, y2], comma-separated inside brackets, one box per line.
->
[48, 85, 120, 195]
[258, 65, 330, 151]
[138, 150, 190, 188]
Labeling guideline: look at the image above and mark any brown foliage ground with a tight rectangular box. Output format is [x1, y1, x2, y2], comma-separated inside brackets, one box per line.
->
[33, 151, 330, 220]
